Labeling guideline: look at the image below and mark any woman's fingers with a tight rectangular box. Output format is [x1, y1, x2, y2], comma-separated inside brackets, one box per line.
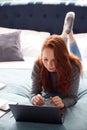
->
[50, 96, 64, 108]
[33, 94, 45, 105]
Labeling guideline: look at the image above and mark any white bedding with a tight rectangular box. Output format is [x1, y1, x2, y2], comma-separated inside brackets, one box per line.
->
[0, 57, 36, 69]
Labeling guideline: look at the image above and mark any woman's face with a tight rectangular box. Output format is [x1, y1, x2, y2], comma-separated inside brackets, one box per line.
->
[42, 48, 56, 72]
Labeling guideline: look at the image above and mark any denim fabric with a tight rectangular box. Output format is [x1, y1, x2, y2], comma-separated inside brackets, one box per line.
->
[70, 42, 82, 60]
[63, 38, 82, 60]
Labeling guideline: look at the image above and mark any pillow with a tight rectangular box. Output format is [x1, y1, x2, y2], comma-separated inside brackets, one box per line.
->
[0, 31, 24, 61]
[20, 30, 50, 58]
[74, 33, 87, 60]
[0, 27, 50, 58]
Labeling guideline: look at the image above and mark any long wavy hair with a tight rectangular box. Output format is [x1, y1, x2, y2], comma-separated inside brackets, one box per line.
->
[36, 34, 82, 95]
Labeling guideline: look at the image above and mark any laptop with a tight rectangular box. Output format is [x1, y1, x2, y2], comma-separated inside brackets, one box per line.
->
[9, 104, 66, 124]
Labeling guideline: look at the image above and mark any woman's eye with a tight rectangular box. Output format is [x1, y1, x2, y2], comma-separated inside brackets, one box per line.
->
[44, 59, 48, 61]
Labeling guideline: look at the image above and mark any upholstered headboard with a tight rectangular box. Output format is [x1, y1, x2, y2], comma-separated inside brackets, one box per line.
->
[0, 1, 87, 34]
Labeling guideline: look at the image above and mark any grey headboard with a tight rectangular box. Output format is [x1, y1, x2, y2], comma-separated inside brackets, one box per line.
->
[0, 1, 87, 34]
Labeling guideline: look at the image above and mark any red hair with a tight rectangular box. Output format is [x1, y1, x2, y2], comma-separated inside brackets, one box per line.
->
[36, 34, 82, 94]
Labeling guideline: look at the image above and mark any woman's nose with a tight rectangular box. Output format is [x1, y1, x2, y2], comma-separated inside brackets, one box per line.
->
[48, 61, 52, 67]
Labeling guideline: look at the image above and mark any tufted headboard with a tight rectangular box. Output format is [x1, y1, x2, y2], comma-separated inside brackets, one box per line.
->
[0, 1, 87, 34]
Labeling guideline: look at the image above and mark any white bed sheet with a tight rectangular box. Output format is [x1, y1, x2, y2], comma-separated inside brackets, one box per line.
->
[0, 57, 36, 69]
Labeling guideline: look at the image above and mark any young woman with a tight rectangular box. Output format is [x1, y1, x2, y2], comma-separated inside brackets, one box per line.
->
[30, 12, 82, 108]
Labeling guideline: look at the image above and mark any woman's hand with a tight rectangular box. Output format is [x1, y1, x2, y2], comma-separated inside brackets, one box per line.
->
[32, 94, 45, 105]
[50, 96, 64, 108]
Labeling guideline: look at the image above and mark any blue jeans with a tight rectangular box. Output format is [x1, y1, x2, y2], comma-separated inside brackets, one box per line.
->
[70, 42, 82, 61]
[64, 38, 82, 60]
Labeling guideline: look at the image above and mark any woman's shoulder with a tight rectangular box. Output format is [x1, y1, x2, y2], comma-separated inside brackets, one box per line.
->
[71, 61, 80, 74]
[31, 61, 40, 78]
[33, 60, 40, 70]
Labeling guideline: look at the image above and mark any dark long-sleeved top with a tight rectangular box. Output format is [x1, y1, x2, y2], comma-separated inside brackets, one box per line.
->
[30, 62, 80, 107]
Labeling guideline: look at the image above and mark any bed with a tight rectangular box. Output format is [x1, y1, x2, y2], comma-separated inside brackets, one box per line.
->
[0, 1, 87, 130]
